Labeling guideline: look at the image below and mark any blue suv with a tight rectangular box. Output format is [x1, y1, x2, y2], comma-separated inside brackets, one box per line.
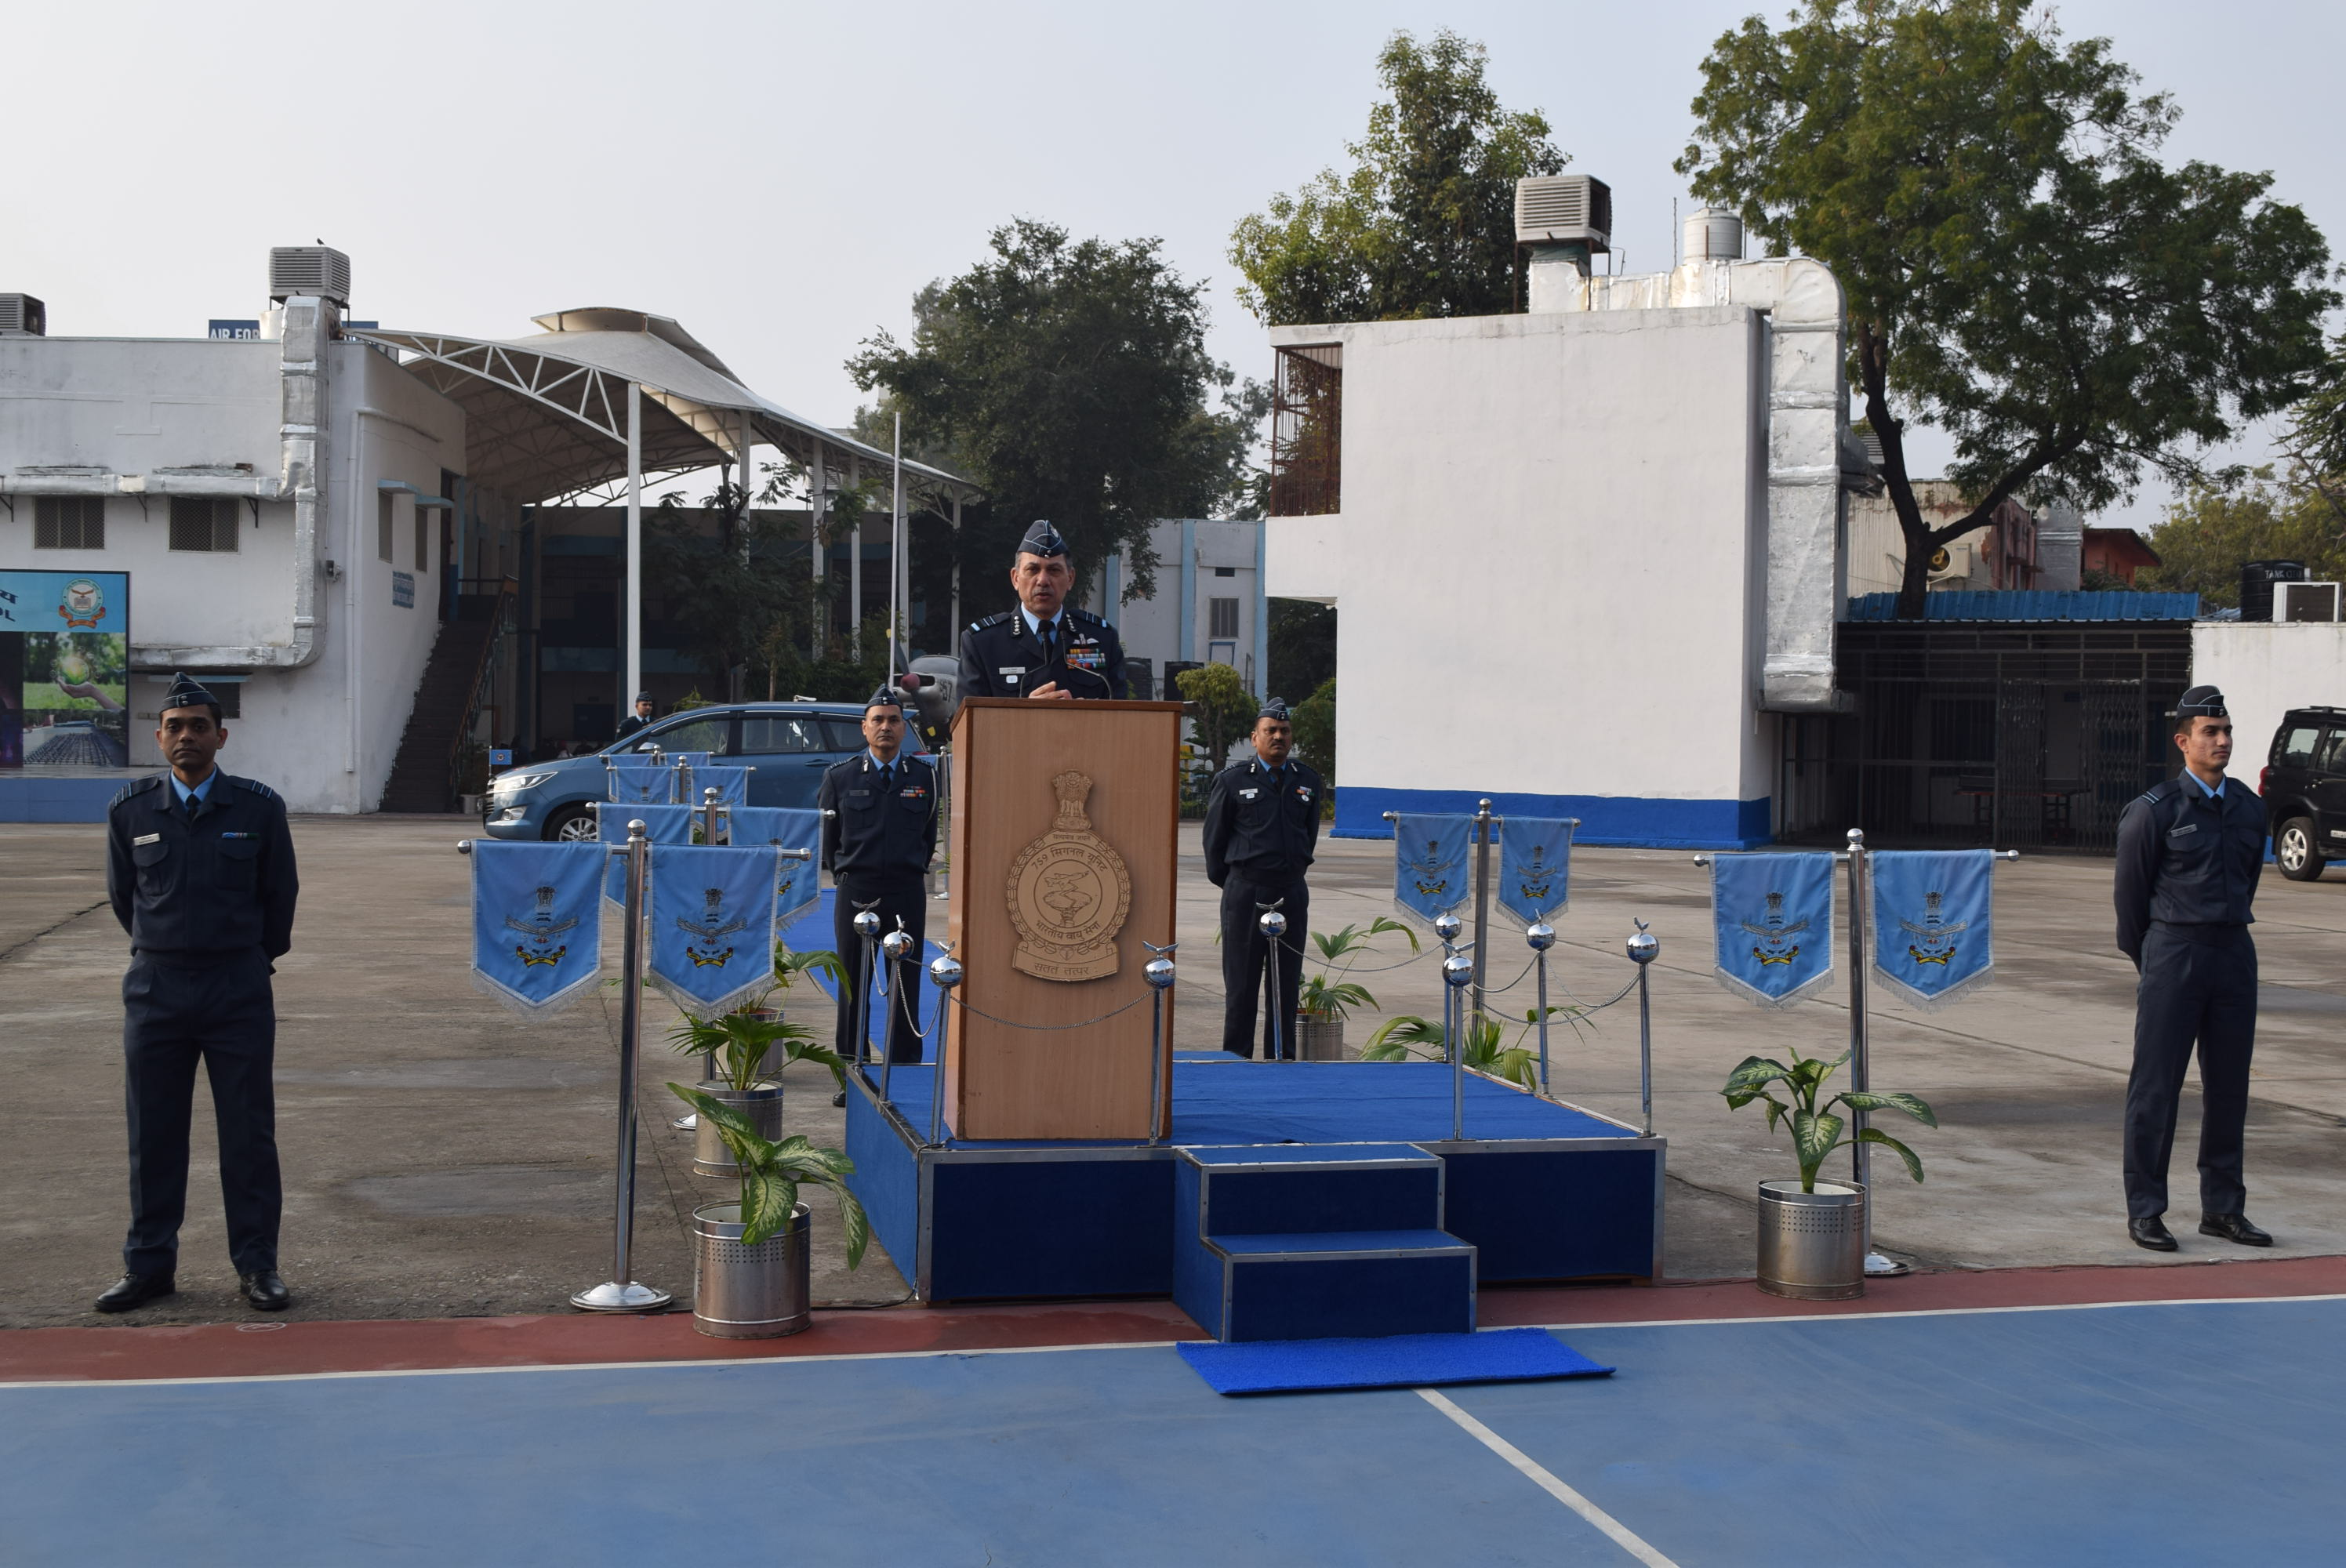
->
[481, 702, 928, 841]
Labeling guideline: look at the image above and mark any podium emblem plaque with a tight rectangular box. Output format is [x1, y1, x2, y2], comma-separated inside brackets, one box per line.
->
[1005, 771, 1131, 982]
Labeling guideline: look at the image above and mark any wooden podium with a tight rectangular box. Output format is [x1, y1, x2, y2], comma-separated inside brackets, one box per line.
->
[943, 698, 1185, 1140]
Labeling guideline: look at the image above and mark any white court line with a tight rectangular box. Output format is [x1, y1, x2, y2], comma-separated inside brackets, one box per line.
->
[1530, 1288, 2346, 1334]
[1418, 1387, 1680, 1568]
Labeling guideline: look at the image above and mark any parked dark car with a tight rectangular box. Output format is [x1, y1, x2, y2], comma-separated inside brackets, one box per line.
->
[2261, 706, 2346, 880]
[481, 702, 928, 841]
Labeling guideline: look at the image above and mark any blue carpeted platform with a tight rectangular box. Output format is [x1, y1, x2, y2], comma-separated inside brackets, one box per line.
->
[1178, 1328, 1614, 1395]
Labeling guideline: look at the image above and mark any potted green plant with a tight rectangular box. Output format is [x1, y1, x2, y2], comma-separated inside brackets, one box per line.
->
[1297, 918, 1419, 1061]
[1720, 1047, 1936, 1300]
[667, 1009, 846, 1178]
[668, 1084, 870, 1339]
[1360, 1004, 1577, 1091]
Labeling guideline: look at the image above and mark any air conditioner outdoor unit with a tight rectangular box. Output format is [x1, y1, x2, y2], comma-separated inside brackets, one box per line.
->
[1927, 542, 1974, 583]
[1515, 175, 1612, 251]
[269, 246, 351, 307]
[2276, 580, 2343, 622]
[0, 293, 45, 336]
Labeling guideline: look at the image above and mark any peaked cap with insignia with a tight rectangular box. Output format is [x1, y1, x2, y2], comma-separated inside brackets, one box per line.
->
[161, 671, 221, 716]
[1015, 519, 1068, 560]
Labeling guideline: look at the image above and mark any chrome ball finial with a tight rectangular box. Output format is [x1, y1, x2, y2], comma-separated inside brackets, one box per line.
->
[1626, 918, 1659, 967]
[1441, 952, 1475, 989]
[1258, 910, 1287, 938]
[1144, 956, 1176, 990]
[1525, 921, 1556, 952]
[927, 953, 964, 989]
[1432, 912, 1462, 943]
[881, 929, 913, 960]
[852, 910, 881, 939]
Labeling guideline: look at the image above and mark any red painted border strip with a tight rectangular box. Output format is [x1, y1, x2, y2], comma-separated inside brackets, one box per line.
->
[5, 1255, 2341, 1385]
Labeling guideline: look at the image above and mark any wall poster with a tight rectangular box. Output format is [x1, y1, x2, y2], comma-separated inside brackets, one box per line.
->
[0, 570, 132, 768]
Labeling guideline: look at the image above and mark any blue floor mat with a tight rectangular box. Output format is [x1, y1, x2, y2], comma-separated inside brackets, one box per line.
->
[1178, 1328, 1614, 1396]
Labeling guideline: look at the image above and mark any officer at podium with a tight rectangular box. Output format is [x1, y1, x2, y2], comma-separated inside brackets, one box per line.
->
[1204, 697, 1324, 1058]
[2115, 684, 2270, 1252]
[97, 673, 300, 1314]
[821, 687, 940, 1092]
[957, 520, 1128, 701]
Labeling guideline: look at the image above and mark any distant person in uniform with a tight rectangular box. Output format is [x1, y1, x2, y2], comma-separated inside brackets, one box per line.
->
[97, 673, 300, 1313]
[1203, 698, 1324, 1059]
[957, 520, 1128, 701]
[819, 688, 940, 1103]
[614, 692, 656, 744]
[2115, 684, 2270, 1252]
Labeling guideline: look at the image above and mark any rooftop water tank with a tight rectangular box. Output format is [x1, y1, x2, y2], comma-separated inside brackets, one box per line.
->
[1683, 207, 1744, 262]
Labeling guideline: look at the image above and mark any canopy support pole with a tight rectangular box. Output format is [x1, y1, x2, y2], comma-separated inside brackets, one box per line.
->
[809, 446, 826, 660]
[850, 456, 863, 660]
[624, 382, 641, 717]
[950, 492, 962, 642]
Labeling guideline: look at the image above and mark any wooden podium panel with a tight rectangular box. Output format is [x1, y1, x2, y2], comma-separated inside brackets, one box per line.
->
[945, 699, 1184, 1140]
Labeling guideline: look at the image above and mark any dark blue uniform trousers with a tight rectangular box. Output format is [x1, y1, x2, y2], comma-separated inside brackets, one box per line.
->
[2123, 924, 2256, 1221]
[833, 872, 928, 1065]
[1219, 873, 1309, 1059]
[122, 949, 281, 1275]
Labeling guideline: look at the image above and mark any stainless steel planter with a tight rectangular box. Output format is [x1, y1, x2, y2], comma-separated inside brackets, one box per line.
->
[1298, 1014, 1347, 1061]
[692, 1080, 784, 1177]
[1756, 1179, 1866, 1300]
[691, 1201, 811, 1339]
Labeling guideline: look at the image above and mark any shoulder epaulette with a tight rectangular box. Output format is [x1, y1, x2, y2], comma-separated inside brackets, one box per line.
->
[110, 775, 165, 810]
[1069, 607, 1109, 627]
[231, 775, 282, 804]
[971, 612, 1014, 631]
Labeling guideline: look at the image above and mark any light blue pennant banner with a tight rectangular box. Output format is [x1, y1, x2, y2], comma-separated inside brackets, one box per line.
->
[1497, 815, 1574, 926]
[725, 806, 824, 926]
[605, 760, 674, 806]
[669, 752, 713, 771]
[469, 842, 606, 1016]
[685, 764, 750, 805]
[1393, 813, 1473, 928]
[1869, 848, 1995, 1011]
[1709, 851, 1836, 1007]
[647, 844, 781, 1017]
[596, 802, 699, 906]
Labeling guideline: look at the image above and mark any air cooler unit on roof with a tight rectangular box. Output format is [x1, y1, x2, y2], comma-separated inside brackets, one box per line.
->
[2277, 581, 2343, 622]
[269, 246, 351, 307]
[1515, 175, 1612, 251]
[0, 293, 45, 336]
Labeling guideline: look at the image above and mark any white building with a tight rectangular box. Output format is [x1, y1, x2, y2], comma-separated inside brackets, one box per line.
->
[1102, 518, 1268, 701]
[1262, 189, 1855, 846]
[0, 251, 971, 819]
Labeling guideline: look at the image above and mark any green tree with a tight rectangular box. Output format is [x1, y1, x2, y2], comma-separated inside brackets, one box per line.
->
[1177, 662, 1257, 774]
[1229, 30, 1565, 325]
[1291, 677, 1337, 789]
[2139, 470, 2346, 609]
[1267, 600, 1336, 700]
[848, 221, 1257, 606]
[2279, 334, 2346, 535]
[1677, 0, 2336, 618]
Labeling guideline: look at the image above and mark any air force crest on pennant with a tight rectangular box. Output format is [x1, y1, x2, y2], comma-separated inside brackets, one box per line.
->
[1513, 846, 1561, 906]
[1741, 889, 1808, 967]
[1404, 837, 1454, 902]
[677, 885, 746, 969]
[507, 884, 577, 967]
[1899, 889, 1966, 967]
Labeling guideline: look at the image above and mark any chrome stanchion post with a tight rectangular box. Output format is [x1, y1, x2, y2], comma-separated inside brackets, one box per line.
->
[1844, 827, 1903, 1278]
[574, 819, 671, 1312]
[1144, 939, 1177, 1143]
[1470, 800, 1494, 1038]
[925, 950, 962, 1147]
[1257, 905, 1287, 1062]
[1627, 920, 1658, 1138]
[852, 907, 881, 1084]
[700, 786, 721, 844]
[878, 922, 913, 1107]
[1526, 921, 1556, 1095]
[1442, 941, 1474, 1142]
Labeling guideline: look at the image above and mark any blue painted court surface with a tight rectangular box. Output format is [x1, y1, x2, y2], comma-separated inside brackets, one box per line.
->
[7, 1296, 2343, 1566]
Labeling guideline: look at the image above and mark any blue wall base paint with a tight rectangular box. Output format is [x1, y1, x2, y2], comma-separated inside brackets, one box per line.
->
[1335, 787, 1770, 850]
[0, 771, 157, 823]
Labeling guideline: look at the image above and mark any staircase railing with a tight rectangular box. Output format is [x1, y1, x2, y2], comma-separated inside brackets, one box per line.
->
[447, 577, 518, 810]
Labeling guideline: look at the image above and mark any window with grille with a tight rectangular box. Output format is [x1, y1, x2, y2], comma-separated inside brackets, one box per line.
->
[1209, 597, 1240, 638]
[378, 492, 395, 563]
[1269, 344, 1342, 516]
[414, 509, 430, 571]
[33, 496, 104, 549]
[169, 497, 239, 552]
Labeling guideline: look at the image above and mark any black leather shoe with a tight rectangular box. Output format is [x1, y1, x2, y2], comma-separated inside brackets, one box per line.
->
[237, 1270, 291, 1311]
[93, 1272, 176, 1313]
[2199, 1212, 2274, 1247]
[2128, 1217, 2178, 1251]
[832, 1091, 847, 1108]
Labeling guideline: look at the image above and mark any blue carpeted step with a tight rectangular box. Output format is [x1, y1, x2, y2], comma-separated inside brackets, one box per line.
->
[1182, 1228, 1477, 1343]
[1176, 1143, 1444, 1236]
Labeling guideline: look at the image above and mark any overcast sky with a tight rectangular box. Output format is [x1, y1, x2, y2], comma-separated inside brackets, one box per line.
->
[9, 1, 2338, 530]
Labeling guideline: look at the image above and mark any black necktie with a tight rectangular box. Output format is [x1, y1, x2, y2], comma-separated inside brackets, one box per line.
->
[184, 788, 199, 822]
[879, 762, 893, 790]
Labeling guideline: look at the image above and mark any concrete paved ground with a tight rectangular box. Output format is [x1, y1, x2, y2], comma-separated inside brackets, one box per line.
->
[2, 816, 2339, 1330]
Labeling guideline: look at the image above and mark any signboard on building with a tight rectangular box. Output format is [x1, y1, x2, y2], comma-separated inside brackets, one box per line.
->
[0, 569, 133, 768]
[392, 571, 416, 609]
[209, 320, 262, 340]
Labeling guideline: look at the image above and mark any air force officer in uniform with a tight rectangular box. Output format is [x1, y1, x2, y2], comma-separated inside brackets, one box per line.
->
[957, 520, 1128, 702]
[1203, 698, 1324, 1058]
[820, 687, 940, 1083]
[2115, 684, 2270, 1253]
[98, 673, 299, 1313]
